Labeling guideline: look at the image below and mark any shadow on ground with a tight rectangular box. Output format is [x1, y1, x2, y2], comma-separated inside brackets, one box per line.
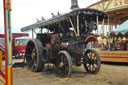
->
[13, 62, 26, 68]
[102, 62, 128, 66]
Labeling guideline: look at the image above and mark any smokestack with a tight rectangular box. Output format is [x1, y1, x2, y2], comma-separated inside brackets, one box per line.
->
[71, 0, 79, 10]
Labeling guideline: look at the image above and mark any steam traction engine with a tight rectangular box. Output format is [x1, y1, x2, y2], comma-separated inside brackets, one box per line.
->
[21, 8, 107, 77]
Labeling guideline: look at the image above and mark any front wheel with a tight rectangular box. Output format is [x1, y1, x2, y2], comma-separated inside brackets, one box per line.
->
[55, 51, 72, 77]
[83, 49, 101, 74]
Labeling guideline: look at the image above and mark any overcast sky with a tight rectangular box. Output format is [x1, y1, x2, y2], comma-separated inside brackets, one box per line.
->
[0, 0, 100, 34]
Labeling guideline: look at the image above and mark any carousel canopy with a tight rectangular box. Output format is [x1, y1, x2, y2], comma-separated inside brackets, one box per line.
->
[113, 20, 128, 35]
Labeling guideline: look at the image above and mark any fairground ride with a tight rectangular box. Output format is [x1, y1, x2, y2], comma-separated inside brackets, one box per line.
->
[88, 0, 128, 63]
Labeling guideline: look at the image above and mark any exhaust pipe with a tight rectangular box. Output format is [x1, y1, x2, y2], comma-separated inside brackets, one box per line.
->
[71, 0, 79, 10]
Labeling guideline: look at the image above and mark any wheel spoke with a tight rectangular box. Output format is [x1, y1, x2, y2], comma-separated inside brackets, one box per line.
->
[89, 64, 91, 71]
[92, 65, 96, 71]
[90, 65, 93, 72]
[91, 53, 95, 59]
[87, 53, 90, 58]
[27, 60, 33, 65]
[92, 64, 97, 71]
[27, 60, 34, 69]
[27, 46, 33, 52]
[31, 64, 35, 71]
[61, 55, 64, 63]
[87, 52, 90, 57]
[89, 52, 92, 58]
[87, 63, 91, 68]
[34, 59, 37, 66]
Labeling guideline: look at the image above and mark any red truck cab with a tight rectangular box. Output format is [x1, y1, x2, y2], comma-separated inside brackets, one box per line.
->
[12, 33, 29, 58]
[14, 37, 30, 58]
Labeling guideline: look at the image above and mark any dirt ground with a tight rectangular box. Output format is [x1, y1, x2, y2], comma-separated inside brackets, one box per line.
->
[1, 59, 128, 85]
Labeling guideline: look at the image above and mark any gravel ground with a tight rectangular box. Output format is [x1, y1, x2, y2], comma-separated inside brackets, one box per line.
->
[1, 59, 128, 85]
[10, 59, 128, 85]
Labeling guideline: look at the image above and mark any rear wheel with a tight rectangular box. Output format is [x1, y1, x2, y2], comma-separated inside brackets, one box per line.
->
[56, 51, 72, 77]
[83, 49, 101, 74]
[25, 39, 44, 72]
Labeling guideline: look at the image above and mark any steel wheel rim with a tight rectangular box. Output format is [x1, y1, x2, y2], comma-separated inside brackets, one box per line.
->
[56, 54, 70, 77]
[85, 51, 98, 72]
[26, 42, 37, 72]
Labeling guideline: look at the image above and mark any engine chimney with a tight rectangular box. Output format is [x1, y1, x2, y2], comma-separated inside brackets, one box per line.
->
[71, 0, 79, 10]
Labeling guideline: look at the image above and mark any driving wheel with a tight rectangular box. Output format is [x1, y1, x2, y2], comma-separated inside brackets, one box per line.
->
[25, 39, 44, 72]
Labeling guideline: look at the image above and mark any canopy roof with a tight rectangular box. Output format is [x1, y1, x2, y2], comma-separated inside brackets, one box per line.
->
[112, 20, 128, 35]
[21, 8, 107, 32]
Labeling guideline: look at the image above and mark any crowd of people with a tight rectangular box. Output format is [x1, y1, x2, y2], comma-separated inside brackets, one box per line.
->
[101, 37, 128, 51]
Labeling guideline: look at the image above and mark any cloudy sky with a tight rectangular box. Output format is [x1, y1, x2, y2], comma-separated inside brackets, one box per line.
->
[0, 0, 100, 34]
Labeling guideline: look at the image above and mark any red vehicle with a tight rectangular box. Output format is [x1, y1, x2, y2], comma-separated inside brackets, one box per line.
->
[14, 36, 30, 58]
[0, 33, 29, 58]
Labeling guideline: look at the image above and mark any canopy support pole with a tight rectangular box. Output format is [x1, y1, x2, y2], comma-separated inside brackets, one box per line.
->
[69, 18, 77, 36]
[102, 19, 105, 34]
[58, 23, 64, 32]
[96, 16, 99, 35]
[108, 16, 111, 32]
[32, 29, 34, 39]
[77, 15, 80, 36]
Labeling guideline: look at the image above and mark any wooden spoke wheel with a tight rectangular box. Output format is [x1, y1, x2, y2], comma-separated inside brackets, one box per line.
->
[56, 51, 72, 77]
[25, 39, 44, 72]
[83, 49, 101, 74]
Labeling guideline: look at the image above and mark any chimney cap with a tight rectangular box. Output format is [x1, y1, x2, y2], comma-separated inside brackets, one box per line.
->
[71, 0, 79, 10]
